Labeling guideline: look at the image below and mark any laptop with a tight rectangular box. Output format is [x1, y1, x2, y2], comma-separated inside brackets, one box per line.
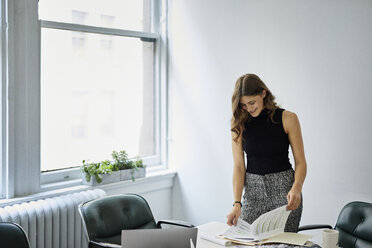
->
[121, 227, 198, 248]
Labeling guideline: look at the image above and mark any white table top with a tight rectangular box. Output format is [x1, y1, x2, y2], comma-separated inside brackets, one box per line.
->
[196, 222, 235, 248]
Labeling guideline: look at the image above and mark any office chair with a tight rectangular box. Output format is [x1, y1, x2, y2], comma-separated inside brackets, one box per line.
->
[0, 222, 31, 248]
[298, 201, 372, 248]
[79, 193, 194, 248]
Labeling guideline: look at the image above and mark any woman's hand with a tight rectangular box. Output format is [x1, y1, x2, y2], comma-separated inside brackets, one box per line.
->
[286, 184, 302, 210]
[227, 205, 241, 226]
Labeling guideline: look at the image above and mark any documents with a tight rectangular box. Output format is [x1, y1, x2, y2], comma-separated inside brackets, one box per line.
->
[223, 205, 291, 241]
[221, 205, 312, 246]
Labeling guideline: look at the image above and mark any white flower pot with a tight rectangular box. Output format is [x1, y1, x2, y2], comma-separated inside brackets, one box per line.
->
[82, 171, 120, 186]
[120, 167, 146, 181]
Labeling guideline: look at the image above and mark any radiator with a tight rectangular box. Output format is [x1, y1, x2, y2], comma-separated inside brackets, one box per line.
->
[0, 189, 106, 248]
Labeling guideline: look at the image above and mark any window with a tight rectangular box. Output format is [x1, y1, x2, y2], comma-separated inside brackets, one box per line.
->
[4, 0, 168, 196]
[39, 0, 164, 175]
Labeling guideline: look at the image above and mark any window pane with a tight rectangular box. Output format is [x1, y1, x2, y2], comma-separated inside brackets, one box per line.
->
[39, 0, 152, 32]
[41, 28, 155, 171]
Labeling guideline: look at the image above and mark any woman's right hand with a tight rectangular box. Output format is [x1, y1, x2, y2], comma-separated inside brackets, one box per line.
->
[227, 205, 241, 226]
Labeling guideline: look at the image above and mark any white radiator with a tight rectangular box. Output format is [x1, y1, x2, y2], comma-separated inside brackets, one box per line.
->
[0, 189, 106, 248]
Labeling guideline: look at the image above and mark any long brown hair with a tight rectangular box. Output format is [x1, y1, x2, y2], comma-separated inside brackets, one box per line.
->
[231, 74, 278, 142]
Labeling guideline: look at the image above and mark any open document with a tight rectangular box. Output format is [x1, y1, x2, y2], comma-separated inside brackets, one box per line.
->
[223, 205, 291, 241]
[221, 205, 312, 246]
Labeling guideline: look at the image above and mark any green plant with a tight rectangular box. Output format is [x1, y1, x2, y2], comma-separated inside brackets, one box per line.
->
[112, 151, 146, 181]
[125, 157, 144, 181]
[134, 156, 145, 168]
[111, 150, 132, 170]
[81, 150, 146, 184]
[81, 159, 116, 183]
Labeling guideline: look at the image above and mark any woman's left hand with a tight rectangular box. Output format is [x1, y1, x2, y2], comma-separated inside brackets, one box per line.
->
[286, 186, 301, 210]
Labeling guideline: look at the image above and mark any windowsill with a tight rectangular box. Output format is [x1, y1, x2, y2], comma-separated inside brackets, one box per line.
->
[40, 164, 169, 191]
[0, 169, 176, 208]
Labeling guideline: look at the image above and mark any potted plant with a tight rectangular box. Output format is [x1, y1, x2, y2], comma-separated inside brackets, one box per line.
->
[112, 150, 146, 181]
[81, 159, 120, 186]
[81, 150, 146, 185]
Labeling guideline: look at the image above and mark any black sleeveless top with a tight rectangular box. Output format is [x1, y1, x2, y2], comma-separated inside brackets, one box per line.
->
[242, 108, 292, 175]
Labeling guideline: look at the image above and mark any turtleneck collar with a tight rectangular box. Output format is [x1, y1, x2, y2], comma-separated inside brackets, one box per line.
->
[252, 108, 268, 120]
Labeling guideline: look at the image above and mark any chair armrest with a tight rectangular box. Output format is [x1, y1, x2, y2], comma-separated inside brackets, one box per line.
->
[157, 219, 195, 228]
[297, 224, 333, 232]
[89, 241, 121, 248]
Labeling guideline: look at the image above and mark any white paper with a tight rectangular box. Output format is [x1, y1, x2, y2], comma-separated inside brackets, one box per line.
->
[199, 231, 232, 246]
[223, 205, 291, 241]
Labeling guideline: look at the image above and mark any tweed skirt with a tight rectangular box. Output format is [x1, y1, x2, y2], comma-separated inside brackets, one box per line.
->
[241, 169, 303, 232]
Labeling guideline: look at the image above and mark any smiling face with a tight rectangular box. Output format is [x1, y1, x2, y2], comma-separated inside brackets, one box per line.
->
[240, 91, 266, 117]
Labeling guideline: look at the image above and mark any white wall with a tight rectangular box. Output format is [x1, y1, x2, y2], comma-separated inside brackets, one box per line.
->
[168, 0, 372, 233]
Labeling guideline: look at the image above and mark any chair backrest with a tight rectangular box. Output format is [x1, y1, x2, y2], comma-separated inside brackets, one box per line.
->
[79, 193, 158, 245]
[335, 201, 372, 248]
[0, 222, 30, 248]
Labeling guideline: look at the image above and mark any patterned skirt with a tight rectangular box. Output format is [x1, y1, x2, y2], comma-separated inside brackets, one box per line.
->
[241, 169, 303, 232]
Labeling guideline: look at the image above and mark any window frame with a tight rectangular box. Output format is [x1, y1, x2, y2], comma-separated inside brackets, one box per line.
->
[3, 0, 168, 197]
[0, 0, 6, 198]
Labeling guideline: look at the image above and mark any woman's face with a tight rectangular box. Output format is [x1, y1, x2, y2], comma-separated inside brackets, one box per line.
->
[240, 91, 266, 117]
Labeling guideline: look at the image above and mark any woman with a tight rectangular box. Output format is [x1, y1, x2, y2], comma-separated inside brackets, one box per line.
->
[226, 74, 307, 232]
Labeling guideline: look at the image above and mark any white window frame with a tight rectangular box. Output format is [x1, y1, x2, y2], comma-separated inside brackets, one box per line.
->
[3, 0, 169, 197]
[0, 0, 6, 198]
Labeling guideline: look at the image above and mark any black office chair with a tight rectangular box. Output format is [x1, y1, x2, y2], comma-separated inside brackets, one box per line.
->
[78, 193, 194, 248]
[298, 201, 372, 248]
[0, 222, 31, 248]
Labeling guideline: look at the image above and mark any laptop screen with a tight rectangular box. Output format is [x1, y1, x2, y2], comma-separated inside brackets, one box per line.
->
[122, 227, 198, 248]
